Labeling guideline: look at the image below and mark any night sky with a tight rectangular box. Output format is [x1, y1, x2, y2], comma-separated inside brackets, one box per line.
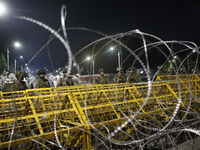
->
[0, 0, 200, 74]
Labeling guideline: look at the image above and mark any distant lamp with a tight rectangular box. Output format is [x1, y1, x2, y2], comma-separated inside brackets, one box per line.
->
[73, 63, 76, 66]
[87, 57, 90, 60]
[174, 56, 177, 59]
[0, 3, 6, 15]
[20, 56, 23, 59]
[14, 42, 20, 47]
[110, 47, 114, 50]
[193, 50, 195, 53]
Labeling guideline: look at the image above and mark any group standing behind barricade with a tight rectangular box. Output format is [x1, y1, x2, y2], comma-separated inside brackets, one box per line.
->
[114, 67, 127, 83]
[11, 71, 28, 91]
[95, 68, 107, 84]
[57, 69, 74, 86]
[35, 69, 50, 88]
[128, 67, 142, 83]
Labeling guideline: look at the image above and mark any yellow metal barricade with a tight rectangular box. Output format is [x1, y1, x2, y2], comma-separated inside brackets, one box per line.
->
[0, 75, 200, 149]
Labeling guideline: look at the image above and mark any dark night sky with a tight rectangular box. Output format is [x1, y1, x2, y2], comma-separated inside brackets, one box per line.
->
[0, 0, 200, 73]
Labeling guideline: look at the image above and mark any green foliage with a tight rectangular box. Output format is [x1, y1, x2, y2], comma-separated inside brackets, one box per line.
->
[0, 52, 7, 73]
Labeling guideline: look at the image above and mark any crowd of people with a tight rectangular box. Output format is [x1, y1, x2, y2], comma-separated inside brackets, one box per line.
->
[95, 67, 142, 84]
[2, 65, 192, 92]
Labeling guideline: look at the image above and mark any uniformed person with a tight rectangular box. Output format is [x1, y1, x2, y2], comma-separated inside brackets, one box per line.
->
[128, 67, 142, 83]
[11, 71, 28, 91]
[95, 68, 107, 84]
[57, 69, 74, 86]
[115, 67, 126, 83]
[57, 69, 69, 86]
[35, 70, 50, 88]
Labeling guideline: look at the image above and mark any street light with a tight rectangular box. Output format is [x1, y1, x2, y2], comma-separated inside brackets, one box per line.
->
[14, 42, 20, 47]
[14, 59, 17, 73]
[87, 56, 95, 84]
[0, 3, 6, 15]
[5, 42, 21, 70]
[16, 56, 24, 71]
[110, 47, 122, 68]
[73, 63, 80, 74]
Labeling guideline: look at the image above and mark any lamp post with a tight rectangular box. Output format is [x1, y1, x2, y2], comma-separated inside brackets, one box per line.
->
[7, 48, 10, 70]
[14, 59, 17, 73]
[73, 63, 80, 74]
[110, 47, 122, 68]
[87, 56, 95, 84]
[4, 42, 21, 70]
[14, 56, 23, 73]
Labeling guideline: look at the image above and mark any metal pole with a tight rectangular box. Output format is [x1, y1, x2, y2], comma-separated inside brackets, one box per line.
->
[78, 65, 80, 74]
[93, 61, 95, 84]
[15, 59, 17, 73]
[7, 48, 9, 70]
[118, 51, 120, 67]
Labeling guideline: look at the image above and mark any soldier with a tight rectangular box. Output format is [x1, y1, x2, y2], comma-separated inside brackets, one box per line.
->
[35, 69, 50, 88]
[114, 67, 126, 83]
[57, 69, 74, 86]
[95, 68, 107, 84]
[11, 71, 28, 91]
[128, 67, 142, 83]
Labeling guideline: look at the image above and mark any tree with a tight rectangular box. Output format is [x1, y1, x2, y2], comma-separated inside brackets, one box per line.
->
[0, 52, 7, 73]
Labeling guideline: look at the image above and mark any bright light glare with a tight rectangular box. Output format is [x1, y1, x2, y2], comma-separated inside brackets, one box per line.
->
[14, 42, 20, 47]
[110, 47, 114, 50]
[174, 56, 177, 59]
[20, 56, 23, 59]
[0, 3, 6, 15]
[193, 50, 195, 53]
[87, 57, 90, 60]
[73, 63, 76, 66]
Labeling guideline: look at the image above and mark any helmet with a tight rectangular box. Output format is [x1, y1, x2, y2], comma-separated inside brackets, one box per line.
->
[38, 69, 46, 75]
[63, 69, 67, 73]
[21, 72, 28, 78]
[16, 71, 28, 79]
[117, 67, 123, 71]
[98, 68, 105, 74]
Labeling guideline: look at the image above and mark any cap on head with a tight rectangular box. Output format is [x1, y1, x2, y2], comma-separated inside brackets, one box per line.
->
[63, 69, 67, 73]
[21, 72, 28, 78]
[98, 68, 105, 74]
[38, 69, 46, 76]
